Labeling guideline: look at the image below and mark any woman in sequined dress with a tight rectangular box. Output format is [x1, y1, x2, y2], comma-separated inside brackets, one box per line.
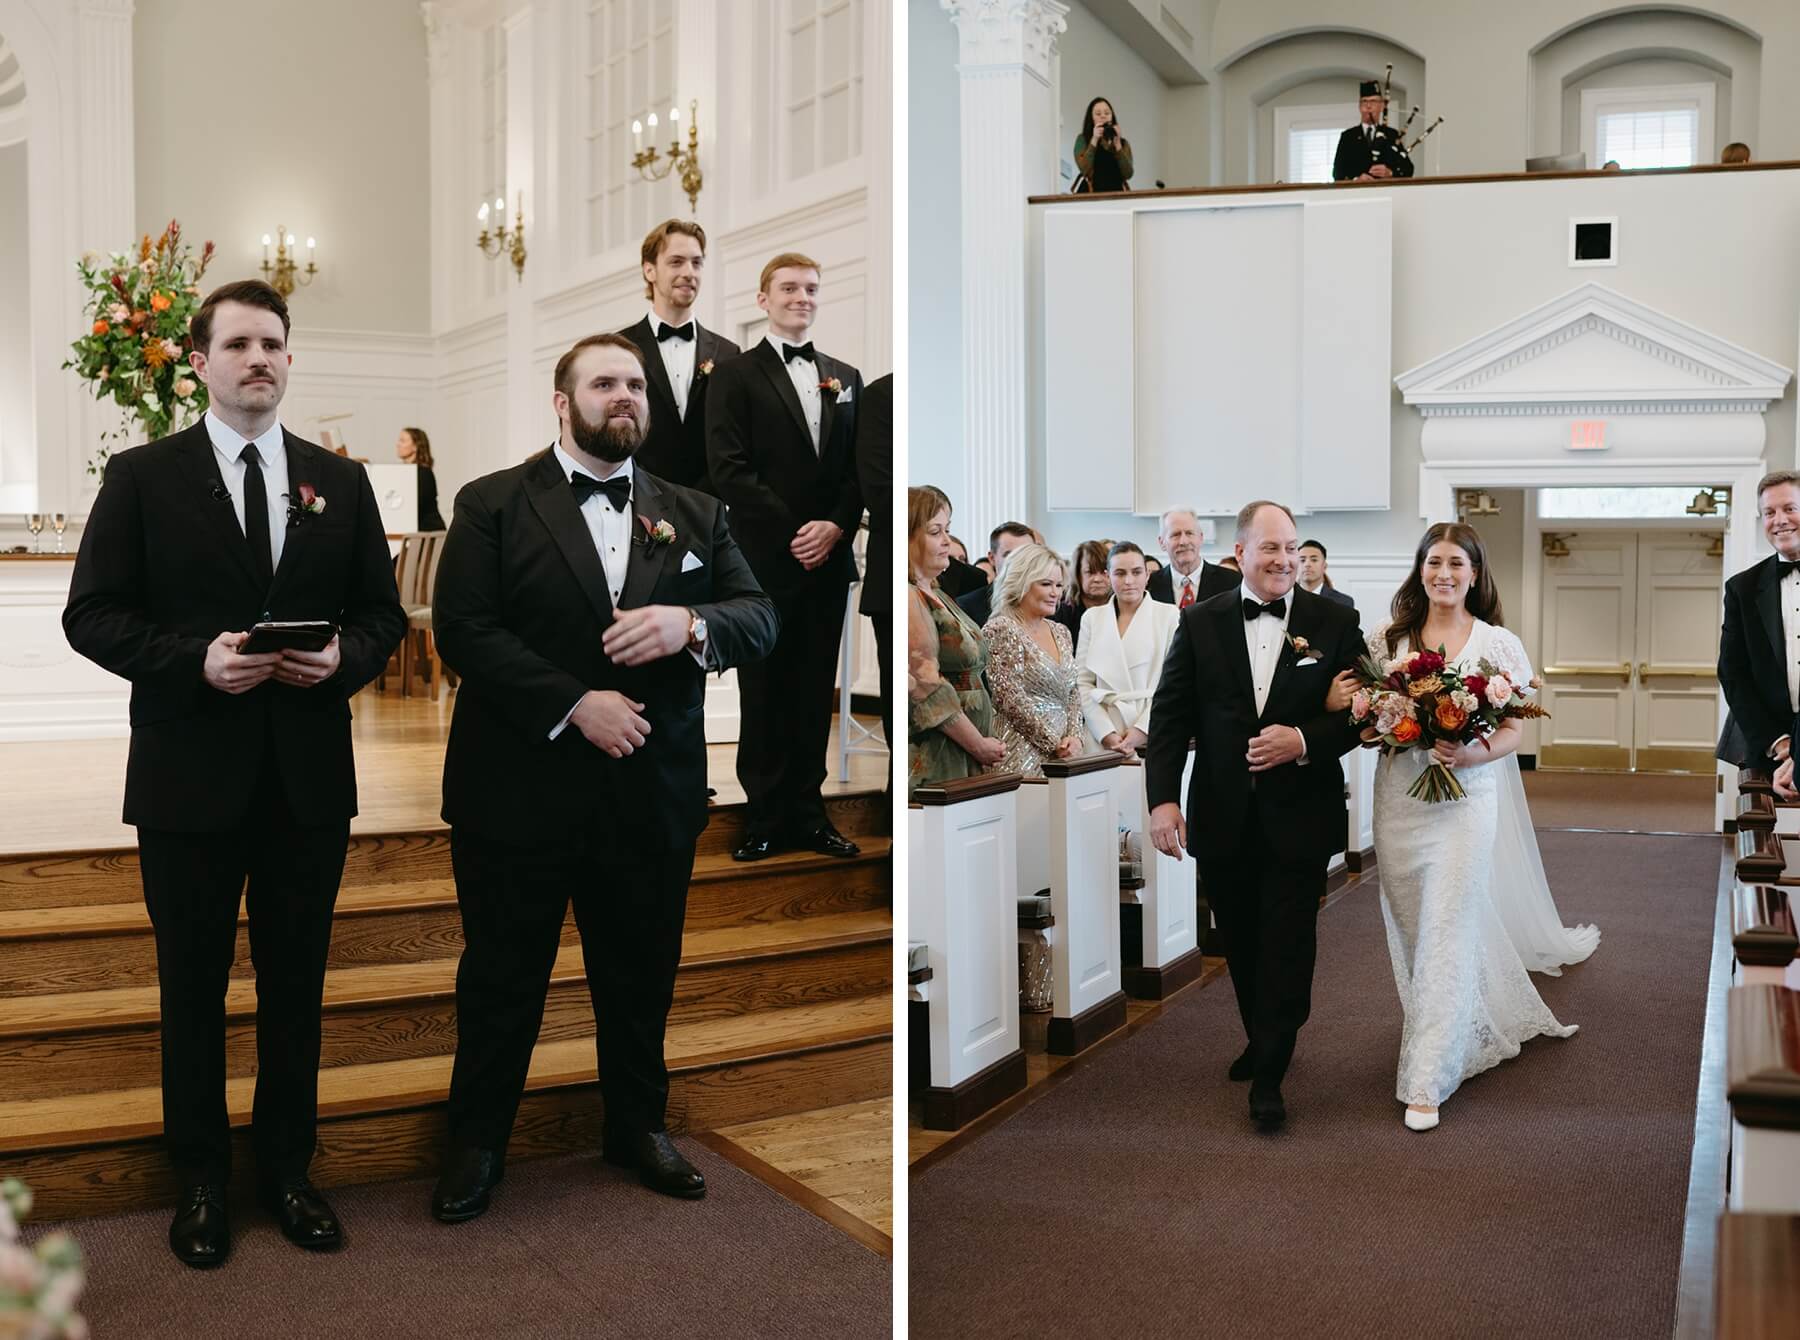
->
[983, 543, 1088, 775]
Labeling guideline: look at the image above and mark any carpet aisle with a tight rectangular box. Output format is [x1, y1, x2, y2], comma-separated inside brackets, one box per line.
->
[909, 830, 1721, 1339]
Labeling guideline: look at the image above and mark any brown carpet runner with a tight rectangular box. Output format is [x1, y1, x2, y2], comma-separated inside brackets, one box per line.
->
[911, 830, 1720, 1339]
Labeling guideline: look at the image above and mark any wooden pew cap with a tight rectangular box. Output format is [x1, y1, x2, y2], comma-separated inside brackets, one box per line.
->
[1733, 885, 1799, 968]
[1727, 985, 1800, 1130]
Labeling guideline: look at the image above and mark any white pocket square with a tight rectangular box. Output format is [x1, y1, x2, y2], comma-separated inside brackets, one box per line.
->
[835, 387, 854, 404]
[681, 550, 705, 573]
[1296, 657, 1320, 667]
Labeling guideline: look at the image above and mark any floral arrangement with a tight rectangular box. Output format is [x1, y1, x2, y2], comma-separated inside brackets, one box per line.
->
[63, 218, 215, 476]
[0, 1178, 87, 1339]
[1348, 646, 1549, 803]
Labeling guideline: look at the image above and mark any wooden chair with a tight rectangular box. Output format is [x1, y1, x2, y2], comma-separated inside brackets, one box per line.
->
[378, 531, 442, 696]
[402, 531, 452, 699]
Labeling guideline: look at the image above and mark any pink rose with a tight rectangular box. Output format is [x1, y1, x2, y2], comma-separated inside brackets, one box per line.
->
[1484, 675, 1514, 708]
[173, 378, 197, 398]
[1350, 689, 1371, 721]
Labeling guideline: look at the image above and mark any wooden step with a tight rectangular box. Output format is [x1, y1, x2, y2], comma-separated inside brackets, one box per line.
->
[0, 910, 892, 1099]
[0, 993, 892, 1220]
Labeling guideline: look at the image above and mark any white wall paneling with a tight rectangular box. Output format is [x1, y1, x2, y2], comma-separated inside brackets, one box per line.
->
[1299, 197, 1391, 510]
[1119, 754, 1196, 973]
[1047, 758, 1125, 1032]
[0, 559, 129, 741]
[1043, 208, 1133, 511]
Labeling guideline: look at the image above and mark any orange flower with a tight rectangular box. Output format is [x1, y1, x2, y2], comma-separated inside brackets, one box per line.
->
[142, 337, 169, 370]
[139, 234, 152, 261]
[92, 319, 110, 336]
[150, 291, 172, 312]
[1434, 700, 1468, 733]
[1391, 717, 1422, 744]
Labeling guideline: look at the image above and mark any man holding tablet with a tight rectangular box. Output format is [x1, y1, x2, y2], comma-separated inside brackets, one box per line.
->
[63, 279, 406, 1268]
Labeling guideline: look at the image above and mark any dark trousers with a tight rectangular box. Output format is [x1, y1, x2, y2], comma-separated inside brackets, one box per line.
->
[1195, 801, 1325, 1086]
[444, 827, 694, 1155]
[735, 581, 847, 838]
[136, 764, 348, 1187]
[871, 611, 892, 802]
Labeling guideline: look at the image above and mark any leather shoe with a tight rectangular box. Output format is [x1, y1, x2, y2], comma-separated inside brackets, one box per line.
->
[603, 1129, 706, 1199]
[432, 1147, 504, 1223]
[732, 835, 776, 862]
[169, 1183, 230, 1268]
[259, 1177, 343, 1250]
[1227, 1047, 1253, 1082]
[795, 824, 860, 859]
[1249, 1083, 1286, 1131]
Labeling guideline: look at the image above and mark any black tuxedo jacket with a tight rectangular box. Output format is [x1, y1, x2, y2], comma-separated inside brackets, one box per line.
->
[617, 316, 740, 493]
[957, 582, 994, 630]
[705, 340, 863, 597]
[1145, 586, 1365, 863]
[1332, 123, 1415, 181]
[1147, 561, 1241, 606]
[937, 557, 987, 601]
[1308, 584, 1356, 610]
[855, 374, 893, 617]
[63, 423, 406, 831]
[1718, 554, 1800, 765]
[433, 451, 778, 847]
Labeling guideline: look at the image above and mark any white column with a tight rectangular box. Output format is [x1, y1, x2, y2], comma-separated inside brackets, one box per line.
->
[942, 0, 1067, 537]
[863, 0, 893, 375]
[421, 2, 456, 334]
[502, 4, 537, 476]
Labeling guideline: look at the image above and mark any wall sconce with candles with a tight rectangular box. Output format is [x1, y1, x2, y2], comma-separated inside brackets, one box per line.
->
[631, 99, 704, 213]
[476, 192, 527, 281]
[260, 226, 317, 298]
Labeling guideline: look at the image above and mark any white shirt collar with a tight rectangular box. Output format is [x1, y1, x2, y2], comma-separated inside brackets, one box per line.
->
[204, 409, 283, 465]
[552, 442, 635, 491]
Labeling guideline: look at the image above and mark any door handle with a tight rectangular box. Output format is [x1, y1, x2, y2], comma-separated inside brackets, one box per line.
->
[1637, 663, 1719, 680]
[1541, 663, 1633, 682]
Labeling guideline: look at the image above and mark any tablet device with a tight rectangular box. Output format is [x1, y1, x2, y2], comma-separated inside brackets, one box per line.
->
[240, 620, 338, 655]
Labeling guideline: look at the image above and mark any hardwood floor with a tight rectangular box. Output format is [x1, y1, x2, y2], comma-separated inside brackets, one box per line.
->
[710, 1097, 893, 1245]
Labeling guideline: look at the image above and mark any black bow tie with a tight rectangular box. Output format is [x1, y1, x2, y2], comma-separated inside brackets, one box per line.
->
[1780, 559, 1800, 580]
[782, 341, 816, 364]
[657, 320, 695, 342]
[1243, 596, 1287, 621]
[570, 471, 630, 512]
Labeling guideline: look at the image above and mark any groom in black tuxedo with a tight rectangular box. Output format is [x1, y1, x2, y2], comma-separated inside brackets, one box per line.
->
[1146, 499, 1363, 1129]
[1720, 470, 1800, 795]
[429, 333, 778, 1220]
[62, 279, 407, 1265]
[705, 251, 864, 861]
[617, 218, 740, 493]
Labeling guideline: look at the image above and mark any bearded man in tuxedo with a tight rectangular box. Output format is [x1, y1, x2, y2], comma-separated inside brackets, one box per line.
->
[617, 219, 740, 492]
[1146, 500, 1363, 1130]
[62, 279, 407, 1266]
[705, 252, 864, 861]
[429, 333, 777, 1220]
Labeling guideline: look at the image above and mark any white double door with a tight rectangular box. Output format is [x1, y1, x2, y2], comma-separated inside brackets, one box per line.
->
[1537, 529, 1722, 772]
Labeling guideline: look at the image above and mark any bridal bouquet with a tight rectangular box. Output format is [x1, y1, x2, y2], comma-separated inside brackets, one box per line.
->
[0, 1177, 87, 1339]
[1346, 647, 1548, 803]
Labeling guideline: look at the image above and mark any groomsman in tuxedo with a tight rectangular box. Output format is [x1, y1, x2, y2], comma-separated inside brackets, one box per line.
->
[706, 252, 865, 861]
[62, 279, 407, 1266]
[855, 373, 893, 797]
[1146, 507, 1240, 609]
[429, 334, 777, 1219]
[1145, 500, 1363, 1130]
[1720, 470, 1800, 796]
[1297, 539, 1356, 610]
[618, 219, 740, 492]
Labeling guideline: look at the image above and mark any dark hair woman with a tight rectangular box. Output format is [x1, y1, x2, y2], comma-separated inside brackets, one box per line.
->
[397, 427, 445, 531]
[1383, 522, 1502, 656]
[1074, 96, 1133, 193]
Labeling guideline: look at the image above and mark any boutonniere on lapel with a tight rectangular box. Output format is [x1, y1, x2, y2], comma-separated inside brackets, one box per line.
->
[636, 515, 677, 549]
[287, 482, 327, 525]
[1285, 631, 1319, 665]
[818, 376, 843, 395]
[697, 359, 715, 379]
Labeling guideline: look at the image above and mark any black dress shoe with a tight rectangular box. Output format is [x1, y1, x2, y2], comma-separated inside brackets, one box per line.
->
[794, 824, 860, 859]
[1228, 1047, 1253, 1082]
[603, 1130, 706, 1199]
[259, 1177, 343, 1249]
[732, 835, 776, 862]
[169, 1183, 231, 1268]
[432, 1147, 504, 1224]
[1249, 1083, 1286, 1131]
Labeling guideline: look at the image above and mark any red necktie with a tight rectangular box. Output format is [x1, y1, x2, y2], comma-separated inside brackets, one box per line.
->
[1179, 577, 1194, 610]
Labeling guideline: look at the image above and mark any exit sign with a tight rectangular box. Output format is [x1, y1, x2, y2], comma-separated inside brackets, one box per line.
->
[1569, 420, 1607, 451]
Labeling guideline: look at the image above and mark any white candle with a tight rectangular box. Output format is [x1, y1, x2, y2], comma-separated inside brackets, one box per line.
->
[478, 202, 489, 223]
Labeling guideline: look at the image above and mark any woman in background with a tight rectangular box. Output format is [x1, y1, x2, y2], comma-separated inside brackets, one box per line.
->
[397, 427, 445, 531]
[1076, 541, 1181, 757]
[908, 488, 1003, 795]
[1074, 96, 1133, 193]
[984, 544, 1087, 775]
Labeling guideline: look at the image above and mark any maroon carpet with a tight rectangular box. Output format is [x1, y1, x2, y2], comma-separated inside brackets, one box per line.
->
[910, 830, 1721, 1339]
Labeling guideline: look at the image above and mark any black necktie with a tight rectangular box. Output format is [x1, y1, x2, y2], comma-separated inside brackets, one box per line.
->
[570, 471, 630, 512]
[239, 444, 274, 589]
[658, 321, 695, 342]
[1243, 595, 1286, 621]
[782, 341, 816, 364]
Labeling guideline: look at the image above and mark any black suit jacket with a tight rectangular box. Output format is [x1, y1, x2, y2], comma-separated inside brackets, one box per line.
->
[705, 340, 863, 597]
[63, 423, 407, 831]
[937, 557, 987, 601]
[1332, 123, 1415, 181]
[1308, 584, 1356, 610]
[433, 451, 778, 847]
[1147, 561, 1241, 606]
[1145, 586, 1364, 863]
[1718, 554, 1800, 766]
[957, 582, 994, 630]
[855, 374, 892, 617]
[617, 316, 740, 493]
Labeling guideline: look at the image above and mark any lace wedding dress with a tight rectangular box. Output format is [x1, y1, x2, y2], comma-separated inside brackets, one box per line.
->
[1370, 620, 1596, 1107]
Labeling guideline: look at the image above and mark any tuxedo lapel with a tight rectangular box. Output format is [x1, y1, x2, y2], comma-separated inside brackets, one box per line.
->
[815, 354, 839, 459]
[172, 425, 262, 592]
[266, 433, 322, 600]
[524, 449, 615, 628]
[620, 470, 675, 610]
[630, 319, 681, 424]
[1210, 598, 1256, 711]
[1757, 556, 1784, 657]
[755, 343, 815, 447]
[688, 326, 722, 419]
[1262, 591, 1317, 722]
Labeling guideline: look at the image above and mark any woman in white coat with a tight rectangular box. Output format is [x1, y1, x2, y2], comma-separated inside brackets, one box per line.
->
[1075, 541, 1183, 755]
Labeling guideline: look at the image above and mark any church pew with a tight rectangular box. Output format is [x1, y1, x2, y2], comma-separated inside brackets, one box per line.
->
[1115, 752, 1204, 1000]
[1714, 1211, 1800, 1340]
[1042, 754, 1129, 1056]
[911, 774, 1028, 1130]
[1738, 790, 1776, 833]
[1727, 984, 1800, 1213]
[1733, 885, 1799, 988]
[1735, 827, 1785, 884]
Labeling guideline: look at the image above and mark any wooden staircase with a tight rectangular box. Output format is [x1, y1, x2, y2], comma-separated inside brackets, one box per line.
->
[0, 791, 891, 1219]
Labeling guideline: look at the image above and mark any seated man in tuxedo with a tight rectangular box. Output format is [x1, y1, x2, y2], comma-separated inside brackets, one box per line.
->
[1720, 470, 1800, 796]
[856, 373, 894, 798]
[1297, 539, 1355, 609]
[1332, 80, 1415, 182]
[1147, 507, 1240, 609]
[706, 252, 865, 862]
[63, 279, 407, 1266]
[618, 218, 740, 492]
[957, 520, 1036, 627]
[429, 333, 778, 1220]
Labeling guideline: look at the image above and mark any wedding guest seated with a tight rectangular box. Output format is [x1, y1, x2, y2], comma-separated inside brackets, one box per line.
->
[948, 535, 970, 565]
[1074, 96, 1133, 193]
[1722, 142, 1751, 164]
[958, 520, 1037, 627]
[1058, 539, 1112, 640]
[983, 543, 1087, 775]
[1144, 555, 1163, 577]
[396, 426, 445, 531]
[1217, 555, 1240, 573]
[975, 556, 996, 581]
[908, 488, 1003, 795]
[1076, 541, 1181, 757]
[1296, 539, 1354, 609]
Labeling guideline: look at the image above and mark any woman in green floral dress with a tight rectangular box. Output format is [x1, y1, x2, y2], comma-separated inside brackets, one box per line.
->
[907, 488, 1003, 796]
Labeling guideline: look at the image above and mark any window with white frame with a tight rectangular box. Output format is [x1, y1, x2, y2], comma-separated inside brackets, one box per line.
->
[584, 0, 678, 261]
[1273, 103, 1355, 184]
[1580, 82, 1714, 171]
[781, 0, 863, 183]
[1537, 486, 1728, 519]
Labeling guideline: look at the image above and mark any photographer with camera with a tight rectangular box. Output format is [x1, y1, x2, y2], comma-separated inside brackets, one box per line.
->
[1074, 96, 1133, 194]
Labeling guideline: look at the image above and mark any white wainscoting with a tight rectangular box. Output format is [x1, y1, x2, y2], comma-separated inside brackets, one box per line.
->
[0, 559, 129, 741]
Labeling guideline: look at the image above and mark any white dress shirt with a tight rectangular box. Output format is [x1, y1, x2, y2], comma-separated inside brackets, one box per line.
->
[1169, 560, 1213, 607]
[205, 410, 289, 572]
[765, 333, 822, 452]
[1243, 584, 1308, 760]
[1781, 564, 1800, 746]
[650, 312, 698, 420]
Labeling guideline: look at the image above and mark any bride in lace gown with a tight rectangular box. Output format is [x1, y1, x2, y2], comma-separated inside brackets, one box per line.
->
[1330, 523, 1597, 1131]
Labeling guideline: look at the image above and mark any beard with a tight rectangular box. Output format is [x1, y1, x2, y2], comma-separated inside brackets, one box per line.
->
[569, 398, 647, 463]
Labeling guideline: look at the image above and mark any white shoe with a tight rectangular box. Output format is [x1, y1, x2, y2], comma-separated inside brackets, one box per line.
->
[1404, 1106, 1439, 1132]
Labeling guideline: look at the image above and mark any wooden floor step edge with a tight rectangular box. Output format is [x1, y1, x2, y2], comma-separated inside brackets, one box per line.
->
[0, 883, 459, 941]
[0, 993, 893, 1154]
[689, 837, 893, 881]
